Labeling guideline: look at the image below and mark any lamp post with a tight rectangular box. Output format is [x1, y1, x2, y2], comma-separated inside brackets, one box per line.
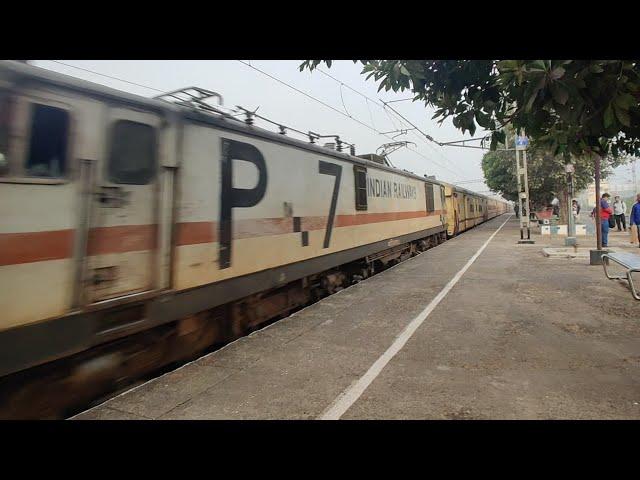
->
[590, 153, 605, 265]
[515, 133, 534, 244]
[565, 163, 576, 247]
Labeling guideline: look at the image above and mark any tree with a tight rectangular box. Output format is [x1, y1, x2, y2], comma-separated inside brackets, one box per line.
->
[301, 60, 640, 249]
[481, 144, 625, 220]
[300, 60, 640, 158]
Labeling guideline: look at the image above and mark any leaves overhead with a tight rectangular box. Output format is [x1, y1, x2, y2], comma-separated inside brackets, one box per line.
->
[300, 59, 640, 159]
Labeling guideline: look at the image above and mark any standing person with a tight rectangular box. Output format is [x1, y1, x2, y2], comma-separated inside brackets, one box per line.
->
[572, 199, 581, 223]
[599, 193, 614, 247]
[630, 194, 640, 248]
[551, 194, 560, 217]
[514, 203, 519, 217]
[613, 195, 627, 231]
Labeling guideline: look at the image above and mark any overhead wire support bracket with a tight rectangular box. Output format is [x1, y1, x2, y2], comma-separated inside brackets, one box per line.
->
[379, 128, 417, 139]
[376, 141, 417, 165]
[380, 100, 439, 144]
[438, 135, 493, 150]
[384, 97, 415, 103]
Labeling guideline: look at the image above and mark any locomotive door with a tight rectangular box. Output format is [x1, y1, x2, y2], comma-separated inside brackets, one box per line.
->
[85, 107, 161, 303]
[453, 193, 460, 235]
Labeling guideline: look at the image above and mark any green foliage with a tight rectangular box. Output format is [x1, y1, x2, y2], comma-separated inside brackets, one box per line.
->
[300, 60, 640, 159]
[481, 138, 627, 209]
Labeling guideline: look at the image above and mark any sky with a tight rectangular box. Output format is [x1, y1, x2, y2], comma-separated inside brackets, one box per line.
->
[31, 60, 635, 195]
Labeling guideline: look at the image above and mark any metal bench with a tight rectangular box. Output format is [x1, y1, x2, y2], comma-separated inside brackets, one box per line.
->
[602, 252, 640, 300]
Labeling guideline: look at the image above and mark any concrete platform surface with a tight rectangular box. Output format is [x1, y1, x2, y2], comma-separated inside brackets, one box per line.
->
[73, 216, 640, 420]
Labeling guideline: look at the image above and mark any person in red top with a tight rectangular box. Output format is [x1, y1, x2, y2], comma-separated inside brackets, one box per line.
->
[599, 193, 614, 247]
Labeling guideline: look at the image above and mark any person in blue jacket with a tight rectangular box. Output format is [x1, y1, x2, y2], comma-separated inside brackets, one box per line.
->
[631, 194, 640, 249]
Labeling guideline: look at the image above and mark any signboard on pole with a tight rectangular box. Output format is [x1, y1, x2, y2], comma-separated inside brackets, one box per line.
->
[515, 136, 529, 150]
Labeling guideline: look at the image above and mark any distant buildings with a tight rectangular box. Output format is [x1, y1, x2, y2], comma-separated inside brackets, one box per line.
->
[577, 180, 637, 208]
[579, 180, 610, 208]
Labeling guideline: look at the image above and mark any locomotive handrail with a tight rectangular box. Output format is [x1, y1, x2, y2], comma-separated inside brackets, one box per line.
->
[154, 86, 223, 106]
[153, 86, 231, 118]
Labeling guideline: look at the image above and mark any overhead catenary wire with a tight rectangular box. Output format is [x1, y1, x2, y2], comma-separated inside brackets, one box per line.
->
[315, 67, 386, 109]
[314, 68, 473, 176]
[252, 62, 487, 184]
[317, 67, 442, 144]
[237, 60, 383, 136]
[452, 178, 488, 185]
[365, 98, 377, 131]
[236, 60, 464, 179]
[44, 60, 480, 186]
[338, 83, 351, 118]
[237, 60, 467, 181]
[49, 60, 166, 93]
[47, 59, 467, 182]
[316, 66, 466, 171]
[316, 67, 446, 149]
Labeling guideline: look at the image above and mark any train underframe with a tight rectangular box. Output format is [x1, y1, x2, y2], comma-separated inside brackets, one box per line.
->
[0, 229, 447, 419]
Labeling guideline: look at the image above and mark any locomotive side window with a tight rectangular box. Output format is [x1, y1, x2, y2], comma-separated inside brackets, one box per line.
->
[354, 165, 367, 211]
[25, 104, 69, 178]
[425, 183, 435, 212]
[108, 120, 157, 184]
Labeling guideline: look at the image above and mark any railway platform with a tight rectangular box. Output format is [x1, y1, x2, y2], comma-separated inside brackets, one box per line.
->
[73, 215, 640, 420]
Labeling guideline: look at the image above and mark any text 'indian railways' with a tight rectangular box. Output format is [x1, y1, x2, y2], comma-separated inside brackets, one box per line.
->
[367, 177, 417, 200]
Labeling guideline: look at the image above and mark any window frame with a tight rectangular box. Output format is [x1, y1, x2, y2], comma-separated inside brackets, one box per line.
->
[24, 103, 71, 179]
[425, 182, 435, 213]
[354, 164, 368, 211]
[0, 95, 75, 184]
[107, 119, 158, 185]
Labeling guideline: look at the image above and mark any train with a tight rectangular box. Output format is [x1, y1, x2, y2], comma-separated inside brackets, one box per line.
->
[0, 61, 509, 418]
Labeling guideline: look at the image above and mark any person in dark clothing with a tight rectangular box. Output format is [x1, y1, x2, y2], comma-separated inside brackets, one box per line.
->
[630, 194, 640, 248]
[514, 203, 519, 217]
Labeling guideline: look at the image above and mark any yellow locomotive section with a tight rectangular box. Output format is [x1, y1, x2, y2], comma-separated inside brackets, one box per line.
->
[443, 184, 507, 237]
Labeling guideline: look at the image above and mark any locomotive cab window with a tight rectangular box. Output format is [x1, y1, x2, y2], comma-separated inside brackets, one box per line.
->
[354, 165, 367, 211]
[425, 183, 435, 212]
[25, 104, 70, 178]
[108, 120, 157, 185]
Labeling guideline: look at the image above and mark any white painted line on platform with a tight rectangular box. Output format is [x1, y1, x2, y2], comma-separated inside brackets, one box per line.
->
[319, 215, 513, 420]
